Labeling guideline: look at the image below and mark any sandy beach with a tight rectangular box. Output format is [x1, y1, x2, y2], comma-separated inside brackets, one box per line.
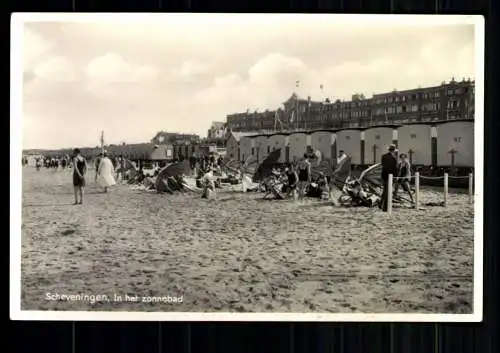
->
[20, 167, 474, 313]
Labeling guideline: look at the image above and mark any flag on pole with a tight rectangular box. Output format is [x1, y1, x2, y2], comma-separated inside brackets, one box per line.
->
[100, 131, 104, 153]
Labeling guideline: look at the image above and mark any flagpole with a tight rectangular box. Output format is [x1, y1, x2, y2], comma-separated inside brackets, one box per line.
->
[100, 131, 104, 154]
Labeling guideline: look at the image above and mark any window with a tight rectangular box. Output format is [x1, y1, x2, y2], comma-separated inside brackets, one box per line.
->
[267, 146, 270, 153]
[447, 100, 458, 109]
[251, 148, 254, 155]
[454, 137, 462, 143]
[410, 134, 417, 139]
[375, 135, 381, 140]
[411, 104, 418, 112]
[346, 136, 351, 140]
[396, 106, 403, 113]
[434, 91, 440, 98]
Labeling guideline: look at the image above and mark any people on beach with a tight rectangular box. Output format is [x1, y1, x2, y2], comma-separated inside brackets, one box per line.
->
[72, 148, 87, 205]
[201, 166, 216, 199]
[282, 164, 299, 199]
[297, 154, 312, 199]
[94, 153, 102, 182]
[394, 153, 414, 204]
[316, 172, 330, 200]
[379, 144, 398, 212]
[97, 151, 116, 193]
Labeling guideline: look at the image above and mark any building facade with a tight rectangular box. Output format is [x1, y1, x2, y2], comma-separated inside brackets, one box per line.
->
[207, 122, 227, 139]
[225, 79, 475, 133]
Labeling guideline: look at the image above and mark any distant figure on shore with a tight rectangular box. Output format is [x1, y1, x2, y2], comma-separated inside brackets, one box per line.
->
[72, 149, 87, 205]
[97, 151, 116, 193]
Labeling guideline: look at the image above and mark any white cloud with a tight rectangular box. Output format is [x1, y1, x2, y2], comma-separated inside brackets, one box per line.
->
[23, 27, 56, 70]
[179, 60, 209, 76]
[32, 56, 78, 82]
[85, 53, 160, 84]
[20, 20, 477, 149]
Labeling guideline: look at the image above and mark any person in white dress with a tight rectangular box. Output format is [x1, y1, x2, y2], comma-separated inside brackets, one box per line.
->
[97, 151, 116, 193]
[201, 167, 216, 199]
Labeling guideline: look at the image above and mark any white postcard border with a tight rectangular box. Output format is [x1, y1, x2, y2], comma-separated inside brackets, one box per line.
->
[10, 13, 485, 322]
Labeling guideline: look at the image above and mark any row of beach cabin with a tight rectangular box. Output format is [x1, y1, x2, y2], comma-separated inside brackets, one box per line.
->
[226, 120, 474, 168]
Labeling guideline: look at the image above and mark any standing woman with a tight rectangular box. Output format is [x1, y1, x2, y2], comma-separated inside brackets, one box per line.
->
[97, 151, 116, 193]
[72, 148, 87, 205]
[297, 153, 312, 199]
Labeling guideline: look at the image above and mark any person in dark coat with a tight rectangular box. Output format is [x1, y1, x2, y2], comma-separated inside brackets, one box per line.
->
[379, 144, 398, 211]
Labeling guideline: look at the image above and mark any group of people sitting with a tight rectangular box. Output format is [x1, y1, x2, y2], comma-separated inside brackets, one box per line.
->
[262, 153, 330, 200]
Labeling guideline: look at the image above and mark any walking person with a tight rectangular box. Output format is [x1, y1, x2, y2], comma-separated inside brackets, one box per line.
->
[394, 153, 414, 205]
[379, 144, 398, 212]
[97, 151, 116, 193]
[72, 148, 87, 205]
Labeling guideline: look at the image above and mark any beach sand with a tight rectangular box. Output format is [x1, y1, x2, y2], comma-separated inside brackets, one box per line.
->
[20, 167, 474, 313]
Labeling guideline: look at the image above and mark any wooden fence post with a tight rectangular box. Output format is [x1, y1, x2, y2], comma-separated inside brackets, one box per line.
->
[444, 173, 449, 207]
[388, 174, 393, 215]
[469, 173, 473, 204]
[415, 172, 420, 209]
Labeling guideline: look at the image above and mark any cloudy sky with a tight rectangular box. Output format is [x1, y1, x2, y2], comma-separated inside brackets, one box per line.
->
[19, 15, 476, 150]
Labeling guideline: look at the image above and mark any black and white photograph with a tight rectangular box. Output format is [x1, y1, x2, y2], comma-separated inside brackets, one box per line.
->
[11, 14, 484, 321]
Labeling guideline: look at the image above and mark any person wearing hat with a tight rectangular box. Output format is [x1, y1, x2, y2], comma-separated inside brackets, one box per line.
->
[379, 144, 398, 211]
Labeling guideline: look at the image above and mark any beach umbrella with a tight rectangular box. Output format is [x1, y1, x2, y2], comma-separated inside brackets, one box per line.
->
[358, 163, 383, 187]
[330, 156, 352, 190]
[356, 163, 384, 197]
[253, 148, 281, 182]
[154, 160, 192, 191]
